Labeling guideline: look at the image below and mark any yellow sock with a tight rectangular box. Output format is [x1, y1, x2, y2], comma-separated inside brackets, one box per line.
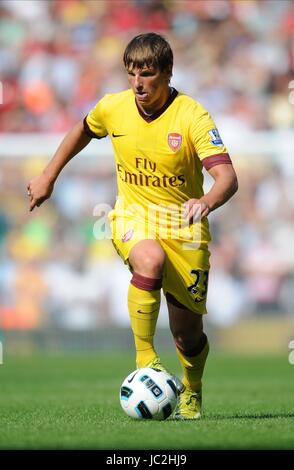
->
[128, 283, 161, 368]
[176, 341, 209, 392]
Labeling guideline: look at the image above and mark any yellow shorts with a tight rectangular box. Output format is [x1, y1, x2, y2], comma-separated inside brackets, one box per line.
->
[110, 216, 210, 315]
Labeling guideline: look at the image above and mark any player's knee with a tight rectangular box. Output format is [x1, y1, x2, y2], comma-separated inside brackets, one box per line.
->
[173, 331, 205, 355]
[130, 242, 165, 278]
[142, 253, 165, 277]
[173, 333, 194, 353]
[133, 254, 165, 278]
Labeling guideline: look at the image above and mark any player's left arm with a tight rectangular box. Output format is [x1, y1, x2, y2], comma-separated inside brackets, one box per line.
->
[184, 163, 238, 220]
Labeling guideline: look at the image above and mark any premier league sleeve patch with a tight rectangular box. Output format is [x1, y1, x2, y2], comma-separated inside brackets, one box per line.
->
[208, 129, 223, 146]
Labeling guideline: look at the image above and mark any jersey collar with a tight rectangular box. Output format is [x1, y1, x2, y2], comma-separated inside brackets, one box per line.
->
[135, 88, 178, 122]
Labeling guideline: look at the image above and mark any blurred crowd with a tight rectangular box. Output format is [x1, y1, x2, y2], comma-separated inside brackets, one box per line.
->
[0, 0, 294, 330]
[0, 151, 293, 330]
[0, 0, 294, 132]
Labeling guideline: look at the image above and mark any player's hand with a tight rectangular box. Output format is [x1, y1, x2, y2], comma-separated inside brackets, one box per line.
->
[183, 198, 210, 223]
[27, 173, 54, 212]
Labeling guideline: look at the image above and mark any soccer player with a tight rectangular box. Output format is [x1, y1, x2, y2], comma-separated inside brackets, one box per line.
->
[28, 33, 238, 420]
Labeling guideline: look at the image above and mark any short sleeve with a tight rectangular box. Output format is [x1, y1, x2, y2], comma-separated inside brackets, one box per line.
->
[189, 104, 231, 168]
[84, 96, 108, 139]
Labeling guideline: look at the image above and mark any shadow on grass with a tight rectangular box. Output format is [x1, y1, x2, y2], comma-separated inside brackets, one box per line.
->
[203, 412, 294, 420]
[168, 412, 294, 422]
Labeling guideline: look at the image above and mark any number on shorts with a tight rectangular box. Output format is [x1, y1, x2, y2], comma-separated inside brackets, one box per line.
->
[188, 269, 209, 302]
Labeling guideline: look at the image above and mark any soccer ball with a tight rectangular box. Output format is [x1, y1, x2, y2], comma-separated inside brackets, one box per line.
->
[119, 367, 178, 420]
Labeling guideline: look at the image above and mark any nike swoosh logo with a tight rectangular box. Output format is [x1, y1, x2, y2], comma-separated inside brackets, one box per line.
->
[127, 371, 138, 383]
[112, 132, 126, 138]
[137, 309, 158, 314]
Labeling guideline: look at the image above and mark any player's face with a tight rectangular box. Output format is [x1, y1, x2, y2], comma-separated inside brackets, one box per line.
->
[127, 64, 171, 113]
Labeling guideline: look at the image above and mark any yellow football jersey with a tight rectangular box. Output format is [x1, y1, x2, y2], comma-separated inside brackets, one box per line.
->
[85, 88, 230, 245]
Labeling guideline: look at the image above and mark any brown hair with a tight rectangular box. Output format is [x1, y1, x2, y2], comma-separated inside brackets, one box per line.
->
[123, 33, 173, 75]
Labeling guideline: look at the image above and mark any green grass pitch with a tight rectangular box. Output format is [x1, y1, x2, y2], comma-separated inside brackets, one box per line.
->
[0, 351, 293, 449]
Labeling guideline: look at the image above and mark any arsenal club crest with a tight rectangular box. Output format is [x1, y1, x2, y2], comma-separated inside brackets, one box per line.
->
[168, 133, 182, 152]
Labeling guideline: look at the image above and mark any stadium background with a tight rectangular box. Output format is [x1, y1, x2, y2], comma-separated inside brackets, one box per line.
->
[1, 0, 294, 452]
[0, 0, 294, 357]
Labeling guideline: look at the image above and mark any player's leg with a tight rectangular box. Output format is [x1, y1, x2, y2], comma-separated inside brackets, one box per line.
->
[167, 293, 209, 392]
[159, 237, 210, 418]
[166, 294, 209, 419]
[128, 239, 165, 368]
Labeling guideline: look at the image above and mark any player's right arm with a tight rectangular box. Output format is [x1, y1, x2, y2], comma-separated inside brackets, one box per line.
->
[27, 120, 92, 212]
